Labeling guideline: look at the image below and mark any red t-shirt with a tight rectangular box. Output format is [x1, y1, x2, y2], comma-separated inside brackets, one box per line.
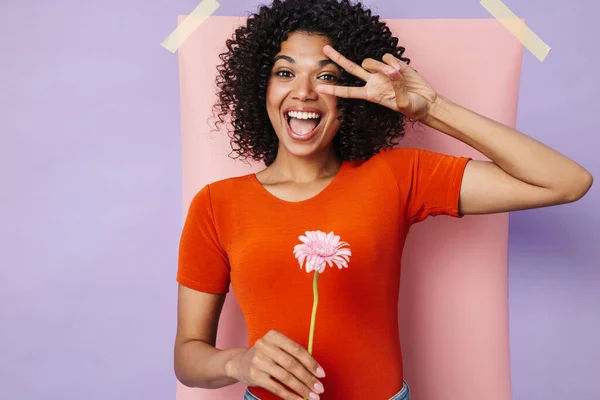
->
[177, 148, 470, 399]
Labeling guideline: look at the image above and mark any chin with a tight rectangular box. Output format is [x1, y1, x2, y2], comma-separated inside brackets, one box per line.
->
[277, 137, 329, 159]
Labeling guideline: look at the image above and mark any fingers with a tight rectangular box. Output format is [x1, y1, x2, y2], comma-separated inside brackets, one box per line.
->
[315, 84, 368, 100]
[318, 47, 408, 100]
[251, 367, 304, 400]
[323, 45, 408, 81]
[255, 330, 325, 399]
[264, 330, 325, 379]
[382, 53, 409, 73]
[262, 359, 322, 400]
[263, 344, 324, 394]
[361, 58, 400, 80]
[322, 45, 370, 82]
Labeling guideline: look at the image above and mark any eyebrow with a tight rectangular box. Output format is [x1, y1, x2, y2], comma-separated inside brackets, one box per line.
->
[273, 55, 336, 67]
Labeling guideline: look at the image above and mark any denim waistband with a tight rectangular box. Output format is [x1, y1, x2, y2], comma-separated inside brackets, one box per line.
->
[243, 380, 410, 400]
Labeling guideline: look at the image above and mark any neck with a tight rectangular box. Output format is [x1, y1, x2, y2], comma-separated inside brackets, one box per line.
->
[267, 146, 342, 183]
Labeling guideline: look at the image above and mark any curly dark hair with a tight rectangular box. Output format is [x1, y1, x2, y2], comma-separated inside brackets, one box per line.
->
[213, 0, 411, 166]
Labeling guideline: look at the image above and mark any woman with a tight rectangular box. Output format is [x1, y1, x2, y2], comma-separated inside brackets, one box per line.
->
[174, 0, 593, 399]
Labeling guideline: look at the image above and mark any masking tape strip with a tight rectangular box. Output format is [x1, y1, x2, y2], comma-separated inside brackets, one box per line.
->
[161, 0, 220, 53]
[480, 0, 551, 62]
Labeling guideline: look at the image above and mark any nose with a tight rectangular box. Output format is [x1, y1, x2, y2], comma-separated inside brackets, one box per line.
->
[291, 74, 318, 102]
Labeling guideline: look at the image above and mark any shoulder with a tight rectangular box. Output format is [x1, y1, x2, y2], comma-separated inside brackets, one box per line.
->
[376, 147, 464, 169]
[189, 174, 254, 211]
[378, 147, 422, 162]
[360, 147, 467, 185]
[341, 147, 421, 175]
[207, 174, 253, 195]
[355, 147, 421, 173]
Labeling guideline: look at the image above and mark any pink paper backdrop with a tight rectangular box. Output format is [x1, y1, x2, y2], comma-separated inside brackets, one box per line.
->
[176, 17, 523, 400]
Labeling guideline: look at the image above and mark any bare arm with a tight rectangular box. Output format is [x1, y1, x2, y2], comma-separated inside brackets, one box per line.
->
[174, 284, 246, 388]
[423, 96, 594, 215]
[314, 46, 594, 214]
[174, 285, 325, 399]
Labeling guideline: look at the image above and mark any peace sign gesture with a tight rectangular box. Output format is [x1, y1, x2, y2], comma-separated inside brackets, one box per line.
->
[315, 45, 438, 121]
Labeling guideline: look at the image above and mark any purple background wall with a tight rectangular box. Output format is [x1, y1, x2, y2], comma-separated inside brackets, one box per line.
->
[0, 0, 597, 399]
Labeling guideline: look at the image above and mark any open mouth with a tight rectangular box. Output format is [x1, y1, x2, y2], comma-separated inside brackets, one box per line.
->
[285, 110, 323, 139]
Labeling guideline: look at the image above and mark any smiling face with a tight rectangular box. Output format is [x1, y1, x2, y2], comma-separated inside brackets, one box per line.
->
[266, 32, 342, 161]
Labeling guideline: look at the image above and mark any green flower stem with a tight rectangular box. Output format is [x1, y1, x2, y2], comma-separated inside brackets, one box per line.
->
[308, 270, 319, 355]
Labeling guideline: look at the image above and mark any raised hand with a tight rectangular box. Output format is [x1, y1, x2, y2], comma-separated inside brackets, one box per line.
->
[315, 45, 438, 121]
[232, 330, 326, 400]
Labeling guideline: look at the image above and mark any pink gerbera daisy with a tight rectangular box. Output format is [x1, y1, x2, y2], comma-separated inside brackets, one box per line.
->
[293, 230, 352, 273]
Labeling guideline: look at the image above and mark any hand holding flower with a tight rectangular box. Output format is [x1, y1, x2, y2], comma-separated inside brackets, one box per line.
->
[230, 330, 326, 400]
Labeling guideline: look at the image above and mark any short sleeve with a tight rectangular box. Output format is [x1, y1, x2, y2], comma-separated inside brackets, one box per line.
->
[380, 148, 471, 225]
[177, 185, 231, 294]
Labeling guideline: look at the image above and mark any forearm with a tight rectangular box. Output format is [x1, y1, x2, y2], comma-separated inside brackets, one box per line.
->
[423, 95, 593, 199]
[174, 339, 247, 389]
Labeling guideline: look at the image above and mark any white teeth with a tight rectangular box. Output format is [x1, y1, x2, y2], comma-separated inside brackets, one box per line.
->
[287, 111, 321, 120]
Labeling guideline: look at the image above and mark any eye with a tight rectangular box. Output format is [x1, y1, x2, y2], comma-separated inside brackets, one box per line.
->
[275, 70, 294, 78]
[318, 73, 338, 82]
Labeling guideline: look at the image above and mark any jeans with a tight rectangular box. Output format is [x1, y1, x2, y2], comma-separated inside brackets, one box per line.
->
[243, 381, 410, 400]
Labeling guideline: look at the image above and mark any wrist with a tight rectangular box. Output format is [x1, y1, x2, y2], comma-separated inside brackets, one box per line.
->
[422, 95, 448, 125]
[224, 348, 247, 381]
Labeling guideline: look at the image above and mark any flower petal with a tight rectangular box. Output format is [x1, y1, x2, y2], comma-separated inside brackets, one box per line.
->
[294, 230, 352, 273]
[299, 235, 310, 244]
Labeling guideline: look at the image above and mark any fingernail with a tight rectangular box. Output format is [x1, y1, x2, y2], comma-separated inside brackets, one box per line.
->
[309, 393, 320, 400]
[314, 382, 325, 393]
[316, 367, 326, 377]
